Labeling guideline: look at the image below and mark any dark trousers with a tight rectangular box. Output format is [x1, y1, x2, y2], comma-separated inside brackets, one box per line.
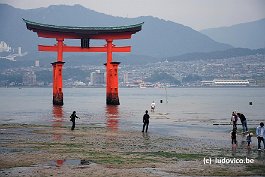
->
[142, 121, 149, 132]
[232, 121, 237, 130]
[241, 120, 248, 132]
[257, 137, 265, 149]
[71, 121, 75, 130]
[231, 138, 237, 144]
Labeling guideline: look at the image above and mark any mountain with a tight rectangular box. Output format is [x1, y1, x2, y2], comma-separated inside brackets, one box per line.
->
[0, 4, 232, 59]
[167, 48, 265, 62]
[201, 18, 265, 49]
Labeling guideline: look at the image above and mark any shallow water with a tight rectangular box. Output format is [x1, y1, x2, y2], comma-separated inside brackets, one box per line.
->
[0, 87, 264, 136]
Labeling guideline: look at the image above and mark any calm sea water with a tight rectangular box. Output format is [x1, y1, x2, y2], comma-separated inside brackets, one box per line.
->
[0, 87, 264, 136]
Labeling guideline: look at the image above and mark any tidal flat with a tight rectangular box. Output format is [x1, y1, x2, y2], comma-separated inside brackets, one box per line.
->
[0, 123, 264, 176]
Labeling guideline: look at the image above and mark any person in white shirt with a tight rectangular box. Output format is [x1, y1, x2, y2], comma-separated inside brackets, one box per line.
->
[151, 101, 155, 112]
[231, 111, 238, 130]
[256, 122, 265, 150]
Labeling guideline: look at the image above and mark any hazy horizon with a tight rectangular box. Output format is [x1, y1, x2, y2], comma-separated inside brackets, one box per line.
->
[1, 0, 265, 30]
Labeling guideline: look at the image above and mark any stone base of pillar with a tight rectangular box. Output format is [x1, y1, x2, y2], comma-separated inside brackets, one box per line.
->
[53, 92, 64, 105]
[106, 93, 120, 105]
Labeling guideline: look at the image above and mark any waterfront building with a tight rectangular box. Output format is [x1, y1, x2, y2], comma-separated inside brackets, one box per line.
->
[18, 47, 22, 56]
[0, 41, 11, 52]
[201, 79, 250, 87]
[90, 70, 105, 86]
[123, 72, 134, 84]
[23, 71, 37, 86]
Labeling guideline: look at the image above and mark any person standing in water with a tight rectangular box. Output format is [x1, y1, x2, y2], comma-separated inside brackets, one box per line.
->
[246, 132, 253, 149]
[231, 111, 238, 130]
[231, 128, 237, 149]
[142, 110, 150, 133]
[151, 101, 156, 112]
[70, 111, 79, 130]
[256, 122, 265, 151]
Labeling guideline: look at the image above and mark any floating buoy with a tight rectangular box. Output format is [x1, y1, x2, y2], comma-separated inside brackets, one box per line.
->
[160, 100, 163, 103]
[249, 102, 252, 105]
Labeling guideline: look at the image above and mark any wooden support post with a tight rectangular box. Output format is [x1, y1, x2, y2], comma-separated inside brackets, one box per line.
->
[51, 38, 65, 105]
[110, 62, 120, 105]
[51, 61, 65, 105]
[105, 61, 120, 105]
[106, 39, 113, 105]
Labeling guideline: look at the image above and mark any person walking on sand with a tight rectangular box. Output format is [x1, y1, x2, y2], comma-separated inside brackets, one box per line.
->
[70, 111, 79, 130]
[142, 110, 150, 133]
[151, 101, 156, 112]
[237, 112, 248, 133]
[231, 111, 238, 130]
[256, 122, 265, 151]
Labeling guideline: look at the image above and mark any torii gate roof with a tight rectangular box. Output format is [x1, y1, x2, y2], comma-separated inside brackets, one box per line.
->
[23, 19, 143, 38]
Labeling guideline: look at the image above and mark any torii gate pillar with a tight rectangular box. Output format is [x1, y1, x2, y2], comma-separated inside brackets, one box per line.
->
[105, 39, 120, 105]
[52, 38, 65, 105]
[52, 61, 65, 105]
[105, 61, 120, 105]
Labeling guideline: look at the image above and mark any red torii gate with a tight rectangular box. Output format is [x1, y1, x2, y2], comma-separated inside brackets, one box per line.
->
[23, 19, 143, 105]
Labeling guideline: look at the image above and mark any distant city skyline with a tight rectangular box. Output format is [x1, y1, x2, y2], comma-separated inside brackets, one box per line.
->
[1, 0, 265, 30]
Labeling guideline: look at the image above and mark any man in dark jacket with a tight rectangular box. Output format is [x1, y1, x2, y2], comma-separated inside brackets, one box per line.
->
[70, 111, 79, 130]
[237, 113, 248, 133]
[142, 110, 150, 132]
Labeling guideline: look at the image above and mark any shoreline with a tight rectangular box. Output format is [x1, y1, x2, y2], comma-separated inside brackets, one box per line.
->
[0, 123, 264, 176]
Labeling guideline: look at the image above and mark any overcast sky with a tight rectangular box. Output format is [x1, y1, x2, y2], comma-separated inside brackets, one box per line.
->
[1, 0, 265, 30]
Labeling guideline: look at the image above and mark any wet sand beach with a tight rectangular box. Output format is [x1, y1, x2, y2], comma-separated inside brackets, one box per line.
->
[0, 123, 264, 177]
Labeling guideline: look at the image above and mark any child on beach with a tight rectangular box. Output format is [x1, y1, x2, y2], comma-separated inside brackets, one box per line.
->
[150, 101, 155, 112]
[231, 128, 237, 147]
[246, 132, 253, 149]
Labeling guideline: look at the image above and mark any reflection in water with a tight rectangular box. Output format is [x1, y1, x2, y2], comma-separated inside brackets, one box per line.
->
[52, 106, 65, 167]
[246, 147, 252, 157]
[47, 159, 92, 168]
[105, 105, 120, 131]
[257, 150, 263, 160]
[52, 105, 64, 120]
[142, 132, 151, 149]
[56, 159, 65, 167]
[52, 106, 64, 141]
[231, 144, 237, 156]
